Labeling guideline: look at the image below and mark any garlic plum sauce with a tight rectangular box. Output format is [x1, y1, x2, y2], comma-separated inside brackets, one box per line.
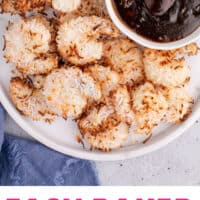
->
[114, 0, 200, 42]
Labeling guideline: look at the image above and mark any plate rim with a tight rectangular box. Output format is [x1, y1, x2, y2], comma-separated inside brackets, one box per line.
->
[1, 84, 200, 161]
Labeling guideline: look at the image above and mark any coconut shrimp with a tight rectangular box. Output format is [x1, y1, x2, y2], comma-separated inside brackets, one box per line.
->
[4, 16, 58, 76]
[160, 85, 193, 123]
[85, 65, 120, 97]
[144, 48, 190, 88]
[57, 16, 120, 65]
[104, 38, 144, 87]
[78, 0, 108, 17]
[42, 67, 101, 119]
[55, 0, 108, 23]
[1, 0, 49, 14]
[78, 86, 133, 136]
[86, 122, 129, 152]
[132, 82, 168, 134]
[51, 0, 81, 13]
[9, 77, 55, 122]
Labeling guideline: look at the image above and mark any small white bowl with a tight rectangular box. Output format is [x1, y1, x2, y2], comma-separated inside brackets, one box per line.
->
[106, 0, 200, 50]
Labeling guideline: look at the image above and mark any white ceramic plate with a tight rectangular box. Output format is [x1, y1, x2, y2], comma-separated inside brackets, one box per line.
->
[0, 14, 200, 161]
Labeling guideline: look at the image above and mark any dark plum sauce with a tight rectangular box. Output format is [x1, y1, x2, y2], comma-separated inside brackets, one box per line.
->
[114, 0, 200, 42]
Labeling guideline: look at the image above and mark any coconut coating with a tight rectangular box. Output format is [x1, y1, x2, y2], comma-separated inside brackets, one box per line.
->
[78, 86, 133, 135]
[85, 65, 120, 97]
[42, 67, 101, 119]
[86, 122, 129, 152]
[4, 16, 58, 76]
[29, 75, 46, 89]
[57, 16, 120, 65]
[175, 43, 199, 56]
[114, 86, 134, 125]
[79, 0, 108, 17]
[161, 85, 193, 123]
[57, 0, 108, 23]
[52, 0, 81, 13]
[144, 48, 190, 88]
[132, 82, 168, 134]
[78, 104, 116, 135]
[1, 0, 49, 14]
[9, 77, 55, 122]
[104, 38, 144, 86]
[182, 43, 198, 56]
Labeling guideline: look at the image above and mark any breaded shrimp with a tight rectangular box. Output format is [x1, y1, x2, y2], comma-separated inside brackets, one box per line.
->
[104, 38, 144, 86]
[144, 48, 190, 88]
[79, 0, 108, 17]
[42, 67, 101, 119]
[52, 0, 81, 13]
[9, 77, 55, 122]
[78, 86, 133, 135]
[161, 85, 193, 123]
[78, 104, 117, 135]
[56, 0, 108, 23]
[57, 16, 120, 65]
[85, 65, 120, 97]
[114, 86, 134, 125]
[1, 0, 49, 14]
[4, 16, 58, 75]
[132, 82, 168, 134]
[85, 122, 129, 151]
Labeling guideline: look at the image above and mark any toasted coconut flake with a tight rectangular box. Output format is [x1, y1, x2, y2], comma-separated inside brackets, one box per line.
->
[78, 104, 116, 135]
[114, 86, 134, 125]
[29, 75, 46, 89]
[104, 38, 144, 86]
[144, 48, 190, 87]
[78, 86, 133, 135]
[79, 0, 108, 17]
[85, 65, 120, 97]
[177, 43, 199, 56]
[9, 77, 55, 122]
[57, 16, 120, 65]
[1, 0, 16, 13]
[43, 67, 101, 119]
[86, 122, 129, 152]
[57, 0, 108, 22]
[161, 85, 193, 123]
[4, 16, 58, 75]
[1, 0, 49, 14]
[132, 82, 168, 134]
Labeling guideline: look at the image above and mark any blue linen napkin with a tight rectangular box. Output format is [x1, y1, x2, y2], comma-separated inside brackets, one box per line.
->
[0, 106, 99, 186]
